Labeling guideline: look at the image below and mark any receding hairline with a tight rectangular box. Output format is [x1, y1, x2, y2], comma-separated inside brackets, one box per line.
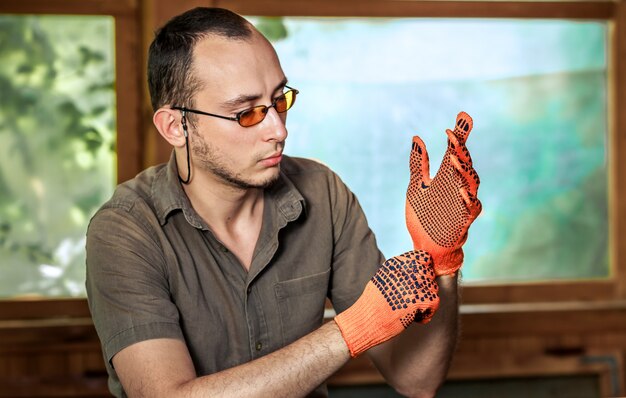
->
[186, 28, 278, 91]
[147, 8, 265, 111]
[195, 20, 266, 44]
[192, 14, 259, 41]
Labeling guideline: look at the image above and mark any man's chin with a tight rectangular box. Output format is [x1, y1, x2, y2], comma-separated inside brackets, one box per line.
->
[256, 168, 281, 189]
[228, 167, 281, 190]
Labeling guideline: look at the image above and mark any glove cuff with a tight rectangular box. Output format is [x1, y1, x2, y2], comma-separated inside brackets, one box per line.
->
[334, 284, 403, 357]
[432, 248, 464, 276]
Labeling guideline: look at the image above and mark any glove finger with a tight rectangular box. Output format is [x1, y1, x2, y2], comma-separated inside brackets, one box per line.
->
[414, 304, 439, 324]
[413, 258, 439, 324]
[450, 154, 480, 197]
[409, 135, 432, 189]
[395, 251, 437, 299]
[445, 128, 473, 166]
[397, 249, 433, 267]
[460, 188, 483, 221]
[451, 111, 473, 145]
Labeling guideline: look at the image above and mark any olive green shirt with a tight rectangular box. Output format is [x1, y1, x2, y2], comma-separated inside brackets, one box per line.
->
[86, 153, 384, 397]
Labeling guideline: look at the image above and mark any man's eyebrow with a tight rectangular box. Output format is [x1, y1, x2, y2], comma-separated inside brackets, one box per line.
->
[221, 78, 289, 108]
[221, 94, 261, 108]
[274, 78, 289, 93]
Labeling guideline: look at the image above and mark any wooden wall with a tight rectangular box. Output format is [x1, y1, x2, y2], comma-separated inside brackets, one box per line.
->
[2, 0, 626, 397]
[2, 300, 626, 396]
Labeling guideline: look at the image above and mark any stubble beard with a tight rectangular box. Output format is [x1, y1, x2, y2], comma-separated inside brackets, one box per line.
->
[191, 134, 281, 190]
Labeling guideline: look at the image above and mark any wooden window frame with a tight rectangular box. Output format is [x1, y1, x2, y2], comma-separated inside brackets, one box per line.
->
[197, 0, 626, 306]
[0, 0, 624, 315]
[0, 0, 144, 319]
[1, 0, 145, 183]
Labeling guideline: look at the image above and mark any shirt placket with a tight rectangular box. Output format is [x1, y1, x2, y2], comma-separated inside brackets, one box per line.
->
[202, 229, 272, 361]
[245, 283, 269, 359]
[244, 193, 304, 358]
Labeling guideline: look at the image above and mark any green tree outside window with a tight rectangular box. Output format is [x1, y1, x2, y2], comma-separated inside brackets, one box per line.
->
[0, 15, 116, 298]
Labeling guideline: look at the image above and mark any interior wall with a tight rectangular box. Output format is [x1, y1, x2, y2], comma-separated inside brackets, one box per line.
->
[1, 0, 626, 397]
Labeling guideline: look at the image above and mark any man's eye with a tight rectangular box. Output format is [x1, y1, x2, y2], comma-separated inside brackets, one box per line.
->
[235, 107, 253, 116]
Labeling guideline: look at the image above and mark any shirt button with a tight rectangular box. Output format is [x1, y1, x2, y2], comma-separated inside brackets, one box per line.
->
[255, 342, 262, 351]
[246, 287, 251, 294]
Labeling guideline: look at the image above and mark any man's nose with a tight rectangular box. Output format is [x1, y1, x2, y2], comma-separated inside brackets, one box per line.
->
[261, 107, 288, 142]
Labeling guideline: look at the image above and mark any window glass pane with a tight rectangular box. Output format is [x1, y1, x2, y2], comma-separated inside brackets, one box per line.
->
[0, 15, 116, 297]
[253, 17, 608, 283]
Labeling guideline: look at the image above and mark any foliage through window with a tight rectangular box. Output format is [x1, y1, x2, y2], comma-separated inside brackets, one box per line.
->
[0, 15, 607, 297]
[0, 15, 116, 298]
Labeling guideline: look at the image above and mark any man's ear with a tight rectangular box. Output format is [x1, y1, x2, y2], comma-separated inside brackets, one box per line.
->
[153, 108, 187, 147]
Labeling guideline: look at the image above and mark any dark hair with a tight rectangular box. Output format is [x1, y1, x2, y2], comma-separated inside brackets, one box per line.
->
[147, 7, 253, 112]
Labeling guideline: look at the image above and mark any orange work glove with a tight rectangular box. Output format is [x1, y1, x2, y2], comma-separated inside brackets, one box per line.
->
[334, 250, 439, 357]
[405, 111, 482, 276]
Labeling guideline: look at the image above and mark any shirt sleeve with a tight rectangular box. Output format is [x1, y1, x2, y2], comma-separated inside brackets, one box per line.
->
[85, 205, 184, 364]
[326, 170, 386, 314]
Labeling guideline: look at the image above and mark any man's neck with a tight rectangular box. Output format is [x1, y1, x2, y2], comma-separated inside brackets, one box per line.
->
[183, 173, 265, 271]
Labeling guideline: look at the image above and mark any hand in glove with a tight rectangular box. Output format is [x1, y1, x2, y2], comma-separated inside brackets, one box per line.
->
[405, 111, 482, 276]
[335, 250, 439, 357]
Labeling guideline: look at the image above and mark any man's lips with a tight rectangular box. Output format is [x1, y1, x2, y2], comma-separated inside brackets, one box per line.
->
[260, 152, 283, 166]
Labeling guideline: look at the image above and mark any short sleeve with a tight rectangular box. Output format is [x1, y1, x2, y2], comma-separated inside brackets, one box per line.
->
[85, 206, 184, 364]
[326, 171, 385, 314]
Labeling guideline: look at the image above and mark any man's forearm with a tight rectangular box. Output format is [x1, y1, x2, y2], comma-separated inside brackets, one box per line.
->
[178, 321, 350, 398]
[368, 274, 460, 397]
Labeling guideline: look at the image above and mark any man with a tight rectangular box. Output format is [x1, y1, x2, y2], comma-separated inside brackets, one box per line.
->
[86, 7, 481, 398]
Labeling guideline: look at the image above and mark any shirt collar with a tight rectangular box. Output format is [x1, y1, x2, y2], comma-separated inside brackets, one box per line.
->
[266, 164, 306, 223]
[151, 151, 306, 228]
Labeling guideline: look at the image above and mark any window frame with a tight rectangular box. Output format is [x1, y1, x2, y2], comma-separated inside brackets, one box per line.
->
[197, 0, 626, 305]
[0, 0, 144, 317]
[1, 0, 145, 183]
[0, 0, 624, 315]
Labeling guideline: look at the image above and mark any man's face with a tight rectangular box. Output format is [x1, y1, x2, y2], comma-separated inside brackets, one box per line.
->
[186, 32, 289, 190]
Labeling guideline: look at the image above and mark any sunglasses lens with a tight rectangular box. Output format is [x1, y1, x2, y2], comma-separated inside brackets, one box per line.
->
[238, 106, 266, 127]
[237, 89, 298, 127]
[276, 90, 296, 113]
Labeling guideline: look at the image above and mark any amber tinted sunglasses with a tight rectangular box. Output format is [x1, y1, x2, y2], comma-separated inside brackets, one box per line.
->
[173, 86, 299, 127]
